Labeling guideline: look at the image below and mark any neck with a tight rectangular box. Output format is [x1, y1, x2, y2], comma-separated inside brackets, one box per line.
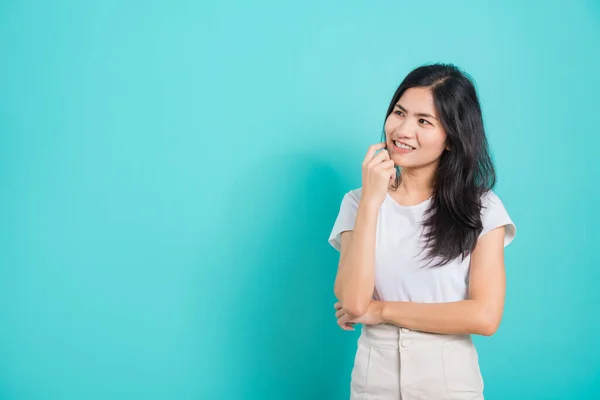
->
[394, 166, 436, 198]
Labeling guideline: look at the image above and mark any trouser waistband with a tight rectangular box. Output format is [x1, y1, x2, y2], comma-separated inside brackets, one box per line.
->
[359, 323, 473, 351]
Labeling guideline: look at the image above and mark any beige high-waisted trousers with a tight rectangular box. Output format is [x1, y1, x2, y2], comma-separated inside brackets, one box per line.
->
[350, 323, 484, 400]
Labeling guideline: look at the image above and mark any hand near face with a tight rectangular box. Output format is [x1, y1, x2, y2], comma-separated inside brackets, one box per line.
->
[361, 143, 396, 208]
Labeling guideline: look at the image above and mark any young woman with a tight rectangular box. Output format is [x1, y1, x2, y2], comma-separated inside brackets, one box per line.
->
[328, 63, 516, 400]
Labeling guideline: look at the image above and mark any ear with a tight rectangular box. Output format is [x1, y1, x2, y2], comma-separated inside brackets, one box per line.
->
[445, 139, 451, 151]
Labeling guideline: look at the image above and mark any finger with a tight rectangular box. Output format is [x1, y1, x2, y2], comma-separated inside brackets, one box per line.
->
[341, 322, 355, 331]
[375, 164, 396, 180]
[338, 317, 354, 331]
[334, 301, 341, 310]
[339, 313, 356, 326]
[338, 315, 355, 331]
[374, 159, 395, 170]
[338, 313, 348, 324]
[362, 142, 387, 165]
[367, 149, 391, 167]
[336, 309, 345, 319]
[337, 319, 354, 330]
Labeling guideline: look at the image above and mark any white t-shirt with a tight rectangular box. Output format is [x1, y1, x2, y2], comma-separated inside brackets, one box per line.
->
[328, 188, 516, 303]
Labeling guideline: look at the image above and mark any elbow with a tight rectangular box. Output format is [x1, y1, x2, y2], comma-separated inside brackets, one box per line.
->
[333, 288, 369, 318]
[343, 302, 369, 319]
[474, 309, 502, 336]
[477, 321, 499, 337]
[337, 298, 369, 319]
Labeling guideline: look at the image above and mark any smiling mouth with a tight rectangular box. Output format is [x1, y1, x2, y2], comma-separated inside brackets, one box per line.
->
[393, 140, 416, 151]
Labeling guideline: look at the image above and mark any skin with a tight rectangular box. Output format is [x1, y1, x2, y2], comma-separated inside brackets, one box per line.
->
[333, 87, 506, 336]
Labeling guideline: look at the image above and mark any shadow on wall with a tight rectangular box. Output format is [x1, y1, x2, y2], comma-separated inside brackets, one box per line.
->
[211, 152, 359, 399]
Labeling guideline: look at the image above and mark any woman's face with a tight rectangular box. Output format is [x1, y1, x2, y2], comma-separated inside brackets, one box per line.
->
[384, 87, 449, 169]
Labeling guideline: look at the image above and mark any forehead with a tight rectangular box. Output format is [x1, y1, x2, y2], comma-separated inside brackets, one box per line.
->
[396, 87, 436, 114]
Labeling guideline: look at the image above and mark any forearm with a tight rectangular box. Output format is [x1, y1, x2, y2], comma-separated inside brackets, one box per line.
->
[379, 299, 499, 336]
[335, 200, 380, 316]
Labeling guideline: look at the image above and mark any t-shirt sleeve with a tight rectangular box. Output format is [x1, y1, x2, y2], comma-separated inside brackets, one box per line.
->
[328, 191, 360, 252]
[479, 191, 517, 247]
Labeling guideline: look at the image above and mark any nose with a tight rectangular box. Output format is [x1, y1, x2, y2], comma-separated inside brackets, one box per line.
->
[395, 118, 417, 139]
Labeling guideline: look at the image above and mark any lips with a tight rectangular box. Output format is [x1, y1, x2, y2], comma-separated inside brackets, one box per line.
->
[393, 139, 416, 150]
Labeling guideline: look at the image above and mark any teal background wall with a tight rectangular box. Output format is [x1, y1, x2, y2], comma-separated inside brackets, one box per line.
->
[1, 0, 599, 399]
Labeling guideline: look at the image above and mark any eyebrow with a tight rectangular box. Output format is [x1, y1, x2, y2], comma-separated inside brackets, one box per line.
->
[395, 104, 437, 120]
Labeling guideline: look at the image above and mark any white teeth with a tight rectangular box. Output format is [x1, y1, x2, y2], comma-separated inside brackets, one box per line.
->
[394, 140, 415, 150]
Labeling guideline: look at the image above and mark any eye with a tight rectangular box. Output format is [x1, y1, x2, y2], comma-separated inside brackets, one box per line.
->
[394, 110, 404, 116]
[419, 119, 431, 125]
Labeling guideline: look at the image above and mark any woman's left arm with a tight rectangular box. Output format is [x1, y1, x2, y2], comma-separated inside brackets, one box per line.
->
[374, 225, 507, 336]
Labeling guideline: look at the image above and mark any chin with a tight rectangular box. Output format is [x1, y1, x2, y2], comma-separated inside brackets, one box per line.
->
[391, 155, 421, 169]
[391, 158, 409, 168]
[389, 151, 405, 161]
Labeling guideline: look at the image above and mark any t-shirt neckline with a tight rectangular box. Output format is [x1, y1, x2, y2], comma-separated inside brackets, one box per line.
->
[385, 192, 433, 210]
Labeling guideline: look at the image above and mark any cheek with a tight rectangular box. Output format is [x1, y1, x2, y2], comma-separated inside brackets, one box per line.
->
[384, 118, 393, 134]
[414, 136, 447, 161]
[419, 131, 447, 150]
[384, 114, 402, 130]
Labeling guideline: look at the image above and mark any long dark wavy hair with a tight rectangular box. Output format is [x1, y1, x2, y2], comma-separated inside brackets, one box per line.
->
[381, 63, 496, 268]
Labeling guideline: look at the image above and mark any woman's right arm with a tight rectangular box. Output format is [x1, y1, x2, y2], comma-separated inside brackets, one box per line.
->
[333, 198, 381, 318]
[333, 142, 395, 318]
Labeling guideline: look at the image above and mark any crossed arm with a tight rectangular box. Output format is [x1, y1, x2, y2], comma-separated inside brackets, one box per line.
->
[334, 225, 507, 336]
